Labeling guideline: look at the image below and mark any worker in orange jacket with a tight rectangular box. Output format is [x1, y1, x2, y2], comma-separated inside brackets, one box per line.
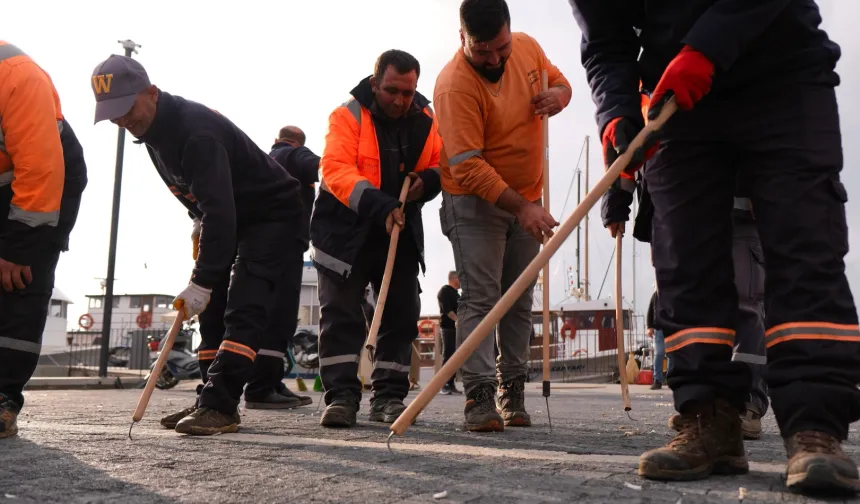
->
[311, 49, 443, 428]
[0, 41, 87, 439]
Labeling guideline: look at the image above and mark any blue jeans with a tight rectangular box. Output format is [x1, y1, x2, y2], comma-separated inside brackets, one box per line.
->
[653, 329, 666, 383]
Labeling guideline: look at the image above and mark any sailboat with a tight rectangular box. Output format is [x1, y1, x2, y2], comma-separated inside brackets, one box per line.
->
[525, 136, 645, 384]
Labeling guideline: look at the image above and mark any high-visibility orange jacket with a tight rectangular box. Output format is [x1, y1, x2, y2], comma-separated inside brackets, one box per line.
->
[0, 42, 67, 265]
[310, 76, 442, 280]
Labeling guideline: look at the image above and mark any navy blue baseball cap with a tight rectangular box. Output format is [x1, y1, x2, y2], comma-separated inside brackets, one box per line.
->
[91, 55, 151, 124]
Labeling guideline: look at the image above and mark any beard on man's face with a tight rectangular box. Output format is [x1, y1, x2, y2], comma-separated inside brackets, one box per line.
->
[469, 57, 506, 83]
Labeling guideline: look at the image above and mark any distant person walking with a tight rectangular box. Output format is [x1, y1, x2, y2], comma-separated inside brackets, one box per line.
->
[438, 271, 462, 395]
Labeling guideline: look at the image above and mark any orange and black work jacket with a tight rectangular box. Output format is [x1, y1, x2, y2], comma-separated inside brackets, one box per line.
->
[0, 42, 87, 265]
[310, 76, 443, 280]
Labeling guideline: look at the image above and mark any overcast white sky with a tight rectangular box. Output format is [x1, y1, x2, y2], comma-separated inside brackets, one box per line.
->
[6, 0, 860, 329]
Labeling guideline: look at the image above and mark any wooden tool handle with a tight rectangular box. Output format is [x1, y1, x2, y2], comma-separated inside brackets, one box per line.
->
[132, 312, 185, 422]
[615, 233, 631, 410]
[365, 177, 412, 353]
[389, 97, 677, 436]
[540, 69, 551, 387]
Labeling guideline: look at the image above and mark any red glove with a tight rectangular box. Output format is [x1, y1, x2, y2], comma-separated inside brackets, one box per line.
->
[602, 116, 659, 176]
[648, 45, 715, 119]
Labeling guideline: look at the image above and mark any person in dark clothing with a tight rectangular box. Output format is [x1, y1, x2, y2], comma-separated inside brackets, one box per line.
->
[570, 0, 860, 493]
[270, 125, 321, 237]
[91, 54, 307, 436]
[312, 50, 443, 428]
[438, 271, 462, 395]
[0, 42, 87, 439]
[645, 289, 665, 390]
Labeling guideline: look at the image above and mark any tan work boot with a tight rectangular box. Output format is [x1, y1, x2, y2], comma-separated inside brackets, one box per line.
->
[0, 397, 20, 439]
[497, 376, 531, 427]
[464, 384, 504, 432]
[741, 403, 762, 440]
[174, 407, 240, 436]
[160, 405, 198, 429]
[784, 431, 860, 494]
[639, 399, 748, 481]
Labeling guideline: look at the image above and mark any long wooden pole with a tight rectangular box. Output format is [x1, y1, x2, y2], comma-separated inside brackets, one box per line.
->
[584, 136, 590, 300]
[540, 70, 552, 426]
[388, 99, 677, 437]
[615, 233, 631, 411]
[129, 312, 185, 438]
[365, 177, 412, 357]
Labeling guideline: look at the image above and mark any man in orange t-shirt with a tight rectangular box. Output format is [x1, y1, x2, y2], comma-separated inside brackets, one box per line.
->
[434, 0, 571, 433]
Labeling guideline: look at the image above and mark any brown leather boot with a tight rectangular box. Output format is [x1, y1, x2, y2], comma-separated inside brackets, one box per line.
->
[639, 399, 748, 481]
[784, 431, 860, 494]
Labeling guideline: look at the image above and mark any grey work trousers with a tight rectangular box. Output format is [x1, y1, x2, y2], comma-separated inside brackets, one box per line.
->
[440, 192, 540, 395]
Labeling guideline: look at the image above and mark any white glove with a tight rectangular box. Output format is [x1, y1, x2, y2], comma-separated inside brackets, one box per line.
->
[173, 282, 212, 319]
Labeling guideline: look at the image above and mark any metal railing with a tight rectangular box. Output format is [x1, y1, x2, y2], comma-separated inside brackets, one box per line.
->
[63, 328, 162, 377]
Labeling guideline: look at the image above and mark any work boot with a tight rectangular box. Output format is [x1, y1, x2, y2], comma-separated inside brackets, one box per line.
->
[441, 383, 463, 395]
[174, 407, 241, 436]
[651, 381, 663, 390]
[280, 385, 313, 406]
[497, 376, 531, 427]
[741, 403, 762, 440]
[784, 431, 860, 494]
[464, 383, 504, 432]
[368, 397, 407, 424]
[0, 396, 20, 439]
[160, 384, 202, 429]
[320, 398, 358, 428]
[639, 399, 748, 481]
[245, 390, 304, 410]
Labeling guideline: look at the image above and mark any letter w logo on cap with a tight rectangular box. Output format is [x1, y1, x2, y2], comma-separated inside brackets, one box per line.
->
[92, 74, 113, 94]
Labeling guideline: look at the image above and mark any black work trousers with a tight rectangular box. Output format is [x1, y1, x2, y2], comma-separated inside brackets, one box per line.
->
[318, 231, 421, 407]
[0, 246, 61, 407]
[197, 221, 303, 413]
[647, 83, 860, 440]
[441, 327, 457, 387]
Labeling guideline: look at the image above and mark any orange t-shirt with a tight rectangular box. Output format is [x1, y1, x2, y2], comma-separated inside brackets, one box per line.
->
[434, 32, 570, 203]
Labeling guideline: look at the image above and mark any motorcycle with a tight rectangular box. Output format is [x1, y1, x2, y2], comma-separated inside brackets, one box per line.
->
[144, 322, 201, 390]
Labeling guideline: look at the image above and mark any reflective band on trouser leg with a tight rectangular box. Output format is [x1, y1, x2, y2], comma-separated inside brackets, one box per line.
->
[375, 360, 411, 373]
[764, 322, 860, 348]
[197, 349, 218, 361]
[219, 340, 257, 361]
[256, 349, 285, 359]
[0, 336, 41, 354]
[665, 327, 735, 353]
[319, 354, 361, 368]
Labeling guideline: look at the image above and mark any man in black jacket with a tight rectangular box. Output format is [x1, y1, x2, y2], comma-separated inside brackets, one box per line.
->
[270, 125, 320, 236]
[437, 271, 462, 395]
[571, 0, 860, 493]
[91, 54, 307, 436]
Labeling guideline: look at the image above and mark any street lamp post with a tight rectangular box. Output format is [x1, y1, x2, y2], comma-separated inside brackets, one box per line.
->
[98, 39, 141, 378]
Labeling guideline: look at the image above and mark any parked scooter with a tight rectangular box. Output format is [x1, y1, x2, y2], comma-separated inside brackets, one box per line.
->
[144, 322, 201, 390]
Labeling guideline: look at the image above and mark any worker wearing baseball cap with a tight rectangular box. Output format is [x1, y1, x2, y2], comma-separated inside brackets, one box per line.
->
[91, 54, 308, 435]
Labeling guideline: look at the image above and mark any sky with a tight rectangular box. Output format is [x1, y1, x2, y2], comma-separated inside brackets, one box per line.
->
[6, 0, 860, 331]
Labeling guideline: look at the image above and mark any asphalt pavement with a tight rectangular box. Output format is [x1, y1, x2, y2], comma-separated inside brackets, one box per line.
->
[3, 380, 860, 503]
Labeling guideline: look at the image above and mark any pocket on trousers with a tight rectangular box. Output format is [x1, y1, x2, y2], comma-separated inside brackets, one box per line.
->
[828, 177, 850, 257]
[749, 244, 765, 302]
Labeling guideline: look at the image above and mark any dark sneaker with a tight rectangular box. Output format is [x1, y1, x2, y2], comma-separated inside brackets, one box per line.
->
[741, 403, 762, 440]
[280, 386, 313, 406]
[368, 397, 409, 424]
[440, 384, 453, 395]
[784, 431, 860, 494]
[0, 397, 20, 439]
[320, 398, 358, 428]
[464, 384, 504, 432]
[497, 377, 531, 427]
[245, 390, 304, 410]
[448, 383, 463, 395]
[639, 399, 748, 481]
[160, 405, 197, 429]
[175, 407, 240, 436]
[651, 381, 663, 390]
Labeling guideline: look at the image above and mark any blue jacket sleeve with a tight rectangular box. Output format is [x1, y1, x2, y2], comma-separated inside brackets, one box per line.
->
[569, 0, 644, 135]
[183, 137, 237, 290]
[682, 0, 792, 71]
